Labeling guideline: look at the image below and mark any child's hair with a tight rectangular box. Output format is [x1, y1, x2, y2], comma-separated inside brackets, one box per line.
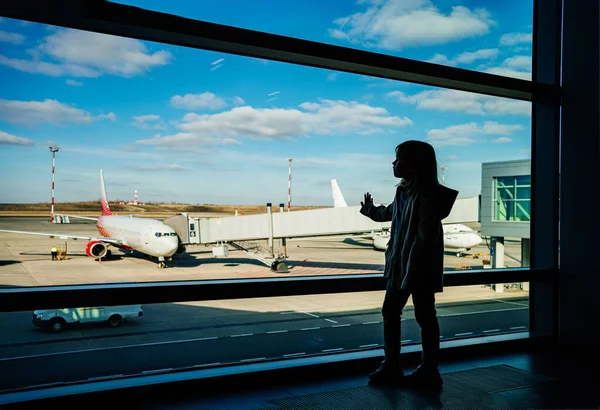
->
[395, 140, 439, 195]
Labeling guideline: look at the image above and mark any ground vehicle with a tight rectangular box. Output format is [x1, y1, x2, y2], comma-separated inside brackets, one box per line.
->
[32, 305, 143, 332]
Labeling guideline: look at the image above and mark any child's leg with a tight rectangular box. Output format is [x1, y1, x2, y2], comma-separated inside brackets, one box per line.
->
[381, 280, 411, 368]
[412, 291, 440, 369]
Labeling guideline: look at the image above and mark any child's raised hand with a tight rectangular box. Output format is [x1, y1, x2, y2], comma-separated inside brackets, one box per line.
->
[361, 192, 373, 207]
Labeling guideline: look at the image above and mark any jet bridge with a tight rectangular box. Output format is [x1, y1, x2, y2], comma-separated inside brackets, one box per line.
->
[166, 197, 479, 272]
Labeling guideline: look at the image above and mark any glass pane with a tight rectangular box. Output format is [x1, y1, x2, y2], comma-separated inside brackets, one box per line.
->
[0, 17, 532, 288]
[515, 201, 530, 221]
[113, 0, 533, 80]
[0, 284, 529, 393]
[494, 199, 512, 221]
[515, 175, 531, 186]
[516, 186, 530, 200]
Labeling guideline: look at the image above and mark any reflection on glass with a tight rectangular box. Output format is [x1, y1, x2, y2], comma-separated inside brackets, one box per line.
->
[0, 284, 529, 393]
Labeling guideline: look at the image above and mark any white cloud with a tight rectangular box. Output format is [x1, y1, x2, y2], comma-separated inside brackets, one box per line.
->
[131, 114, 167, 130]
[0, 30, 25, 44]
[503, 55, 532, 70]
[428, 48, 499, 66]
[387, 89, 531, 116]
[0, 130, 34, 146]
[136, 132, 241, 148]
[170, 92, 227, 110]
[138, 99, 412, 149]
[0, 28, 172, 78]
[0, 99, 116, 126]
[97, 112, 117, 121]
[232, 96, 246, 106]
[482, 121, 524, 135]
[426, 121, 523, 146]
[327, 73, 338, 81]
[499, 32, 532, 46]
[329, 0, 494, 51]
[65, 79, 83, 86]
[127, 164, 185, 171]
[446, 155, 459, 160]
[491, 137, 513, 143]
[485, 66, 531, 81]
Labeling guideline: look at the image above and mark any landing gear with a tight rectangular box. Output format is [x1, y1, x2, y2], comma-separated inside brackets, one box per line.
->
[157, 256, 167, 269]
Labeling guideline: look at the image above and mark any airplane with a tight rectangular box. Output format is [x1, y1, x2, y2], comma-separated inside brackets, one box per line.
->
[0, 170, 184, 268]
[330, 179, 483, 257]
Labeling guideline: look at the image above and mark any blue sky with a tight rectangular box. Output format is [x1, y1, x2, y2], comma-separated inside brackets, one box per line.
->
[0, 0, 533, 206]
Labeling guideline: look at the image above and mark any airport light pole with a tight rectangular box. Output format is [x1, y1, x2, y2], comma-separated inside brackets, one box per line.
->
[286, 157, 293, 212]
[49, 145, 60, 223]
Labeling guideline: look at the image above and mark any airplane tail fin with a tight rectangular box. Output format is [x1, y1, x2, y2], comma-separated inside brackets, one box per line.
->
[100, 169, 113, 216]
[331, 179, 348, 208]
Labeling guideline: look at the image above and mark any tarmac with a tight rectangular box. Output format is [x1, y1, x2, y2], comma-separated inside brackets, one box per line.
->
[0, 216, 529, 394]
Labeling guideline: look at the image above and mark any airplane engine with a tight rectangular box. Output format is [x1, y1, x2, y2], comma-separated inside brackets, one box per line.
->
[373, 236, 389, 251]
[86, 240, 108, 258]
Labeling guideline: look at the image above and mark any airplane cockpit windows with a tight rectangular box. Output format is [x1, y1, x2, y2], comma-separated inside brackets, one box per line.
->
[155, 232, 178, 237]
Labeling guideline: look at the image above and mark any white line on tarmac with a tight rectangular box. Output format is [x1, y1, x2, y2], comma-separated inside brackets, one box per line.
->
[300, 311, 320, 318]
[241, 357, 266, 362]
[483, 329, 501, 333]
[231, 333, 253, 337]
[325, 319, 338, 324]
[193, 363, 221, 368]
[363, 321, 381, 325]
[510, 326, 527, 330]
[283, 352, 306, 357]
[360, 344, 379, 348]
[332, 324, 351, 328]
[141, 368, 173, 374]
[266, 330, 288, 334]
[323, 348, 344, 352]
[455, 332, 473, 337]
[401, 340, 412, 343]
[301, 327, 320, 331]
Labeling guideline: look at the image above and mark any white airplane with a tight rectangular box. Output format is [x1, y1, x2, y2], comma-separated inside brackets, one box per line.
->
[0, 170, 182, 268]
[331, 179, 483, 257]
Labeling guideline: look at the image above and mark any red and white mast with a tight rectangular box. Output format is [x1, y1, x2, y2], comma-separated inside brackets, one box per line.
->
[49, 144, 60, 223]
[286, 157, 293, 212]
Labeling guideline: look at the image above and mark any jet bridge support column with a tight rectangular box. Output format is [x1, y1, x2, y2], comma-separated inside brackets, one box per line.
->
[267, 203, 274, 258]
[279, 203, 287, 258]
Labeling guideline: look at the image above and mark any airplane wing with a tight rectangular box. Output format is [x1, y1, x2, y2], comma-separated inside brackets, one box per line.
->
[0, 229, 123, 245]
[58, 214, 99, 221]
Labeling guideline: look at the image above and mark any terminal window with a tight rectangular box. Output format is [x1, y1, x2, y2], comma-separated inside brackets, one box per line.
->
[493, 175, 531, 222]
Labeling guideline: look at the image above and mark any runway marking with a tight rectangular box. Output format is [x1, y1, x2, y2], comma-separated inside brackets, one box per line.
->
[198, 336, 218, 341]
[325, 319, 338, 324]
[231, 333, 253, 337]
[241, 357, 266, 362]
[483, 329, 501, 333]
[141, 368, 173, 374]
[88, 374, 123, 381]
[474, 295, 529, 307]
[193, 363, 221, 367]
[332, 324, 351, 328]
[301, 327, 320, 331]
[438, 307, 526, 317]
[455, 332, 473, 337]
[401, 340, 412, 343]
[510, 326, 527, 330]
[323, 348, 344, 352]
[267, 330, 288, 334]
[300, 311, 320, 318]
[363, 321, 381, 325]
[360, 344, 379, 348]
[284, 352, 306, 357]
